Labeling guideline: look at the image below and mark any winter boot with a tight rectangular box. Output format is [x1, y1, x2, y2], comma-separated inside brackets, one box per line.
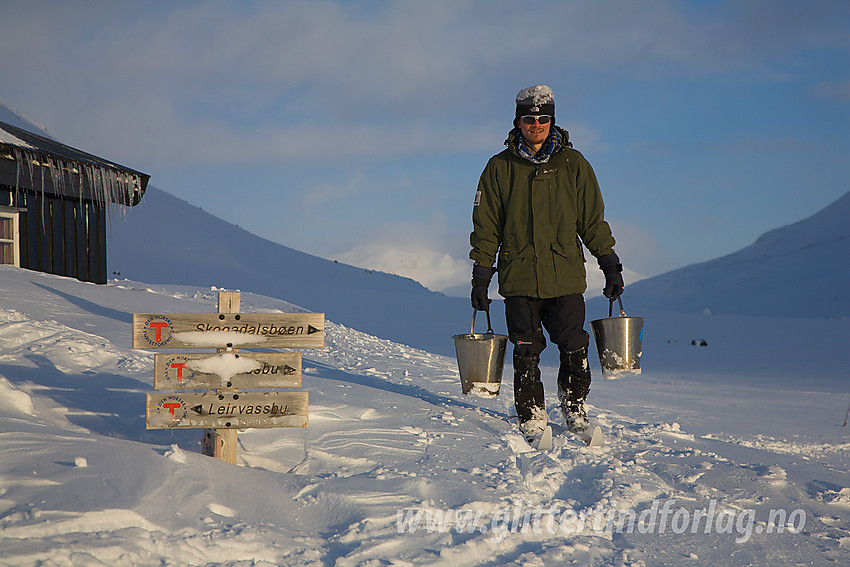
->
[561, 400, 589, 433]
[518, 414, 548, 443]
[513, 352, 546, 441]
[557, 346, 591, 432]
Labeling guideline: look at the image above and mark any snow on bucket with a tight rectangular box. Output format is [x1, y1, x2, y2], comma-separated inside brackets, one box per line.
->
[590, 297, 644, 379]
[452, 310, 507, 398]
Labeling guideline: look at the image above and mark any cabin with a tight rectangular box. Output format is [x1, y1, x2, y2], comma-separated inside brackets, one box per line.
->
[0, 120, 149, 284]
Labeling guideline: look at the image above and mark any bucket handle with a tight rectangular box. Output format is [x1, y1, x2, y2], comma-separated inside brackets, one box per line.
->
[472, 309, 495, 335]
[608, 296, 628, 318]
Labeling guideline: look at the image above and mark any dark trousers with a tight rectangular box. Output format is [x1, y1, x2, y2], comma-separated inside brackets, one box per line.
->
[505, 294, 589, 356]
[505, 295, 590, 421]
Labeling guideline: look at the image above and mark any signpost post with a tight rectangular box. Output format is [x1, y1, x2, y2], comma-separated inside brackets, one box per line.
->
[205, 290, 240, 463]
[134, 290, 324, 464]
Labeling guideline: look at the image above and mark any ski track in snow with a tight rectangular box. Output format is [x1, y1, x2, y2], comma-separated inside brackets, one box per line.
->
[0, 273, 847, 566]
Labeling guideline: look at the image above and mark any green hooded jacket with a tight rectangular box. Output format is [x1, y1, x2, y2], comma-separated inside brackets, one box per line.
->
[470, 126, 616, 298]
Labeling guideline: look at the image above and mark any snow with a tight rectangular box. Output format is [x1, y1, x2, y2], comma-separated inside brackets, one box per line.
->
[468, 381, 501, 398]
[1, 249, 848, 565]
[0, 129, 34, 149]
[174, 330, 270, 348]
[0, 375, 35, 416]
[0, 117, 849, 564]
[186, 352, 262, 383]
[515, 85, 555, 106]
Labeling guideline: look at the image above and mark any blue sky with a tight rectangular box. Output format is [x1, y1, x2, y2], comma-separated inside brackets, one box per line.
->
[1, 0, 848, 295]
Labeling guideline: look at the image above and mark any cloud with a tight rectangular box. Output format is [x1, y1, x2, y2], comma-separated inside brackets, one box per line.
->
[298, 170, 370, 209]
[584, 220, 652, 298]
[337, 242, 470, 295]
[3, 0, 847, 170]
[332, 215, 471, 294]
[603, 219, 665, 278]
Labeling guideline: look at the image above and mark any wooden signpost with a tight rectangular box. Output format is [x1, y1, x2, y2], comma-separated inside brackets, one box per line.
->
[134, 291, 324, 464]
[132, 312, 324, 349]
[153, 352, 302, 390]
[146, 391, 309, 429]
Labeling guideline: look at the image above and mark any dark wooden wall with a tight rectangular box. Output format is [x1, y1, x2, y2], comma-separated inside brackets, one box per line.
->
[1, 187, 107, 284]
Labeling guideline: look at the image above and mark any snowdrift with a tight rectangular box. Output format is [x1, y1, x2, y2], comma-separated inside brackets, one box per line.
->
[0, 260, 848, 566]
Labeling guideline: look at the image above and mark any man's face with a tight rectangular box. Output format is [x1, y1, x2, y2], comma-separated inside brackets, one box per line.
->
[518, 115, 551, 148]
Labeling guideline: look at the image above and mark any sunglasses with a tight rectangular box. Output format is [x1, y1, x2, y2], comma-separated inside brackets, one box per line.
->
[520, 115, 552, 125]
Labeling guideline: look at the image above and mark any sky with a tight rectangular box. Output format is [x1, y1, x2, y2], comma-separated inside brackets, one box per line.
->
[1, 0, 848, 296]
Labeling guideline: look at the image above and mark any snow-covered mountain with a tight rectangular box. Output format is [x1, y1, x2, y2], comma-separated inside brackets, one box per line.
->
[605, 191, 850, 319]
[107, 186, 478, 357]
[0, 101, 51, 138]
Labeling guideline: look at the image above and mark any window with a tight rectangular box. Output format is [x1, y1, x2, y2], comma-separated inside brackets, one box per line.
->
[0, 210, 20, 267]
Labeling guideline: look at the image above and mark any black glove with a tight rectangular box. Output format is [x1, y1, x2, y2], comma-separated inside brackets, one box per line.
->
[598, 253, 625, 299]
[471, 286, 491, 311]
[470, 264, 495, 311]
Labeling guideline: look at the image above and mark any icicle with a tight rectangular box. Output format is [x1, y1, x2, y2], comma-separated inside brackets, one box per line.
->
[50, 156, 62, 205]
[13, 147, 21, 207]
[78, 161, 84, 212]
[5, 143, 141, 227]
[38, 153, 46, 227]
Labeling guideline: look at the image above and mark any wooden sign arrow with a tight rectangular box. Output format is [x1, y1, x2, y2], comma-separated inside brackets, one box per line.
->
[132, 312, 324, 349]
[153, 352, 302, 390]
[146, 391, 308, 429]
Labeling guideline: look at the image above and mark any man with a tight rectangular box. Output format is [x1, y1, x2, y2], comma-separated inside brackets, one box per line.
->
[469, 84, 624, 444]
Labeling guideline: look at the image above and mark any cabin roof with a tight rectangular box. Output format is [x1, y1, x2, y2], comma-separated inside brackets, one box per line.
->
[0, 120, 149, 206]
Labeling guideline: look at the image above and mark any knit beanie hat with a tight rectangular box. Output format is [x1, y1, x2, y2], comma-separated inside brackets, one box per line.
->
[515, 84, 555, 125]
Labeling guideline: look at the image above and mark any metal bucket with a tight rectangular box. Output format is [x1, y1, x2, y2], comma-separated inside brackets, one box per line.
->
[452, 310, 508, 398]
[590, 297, 644, 379]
